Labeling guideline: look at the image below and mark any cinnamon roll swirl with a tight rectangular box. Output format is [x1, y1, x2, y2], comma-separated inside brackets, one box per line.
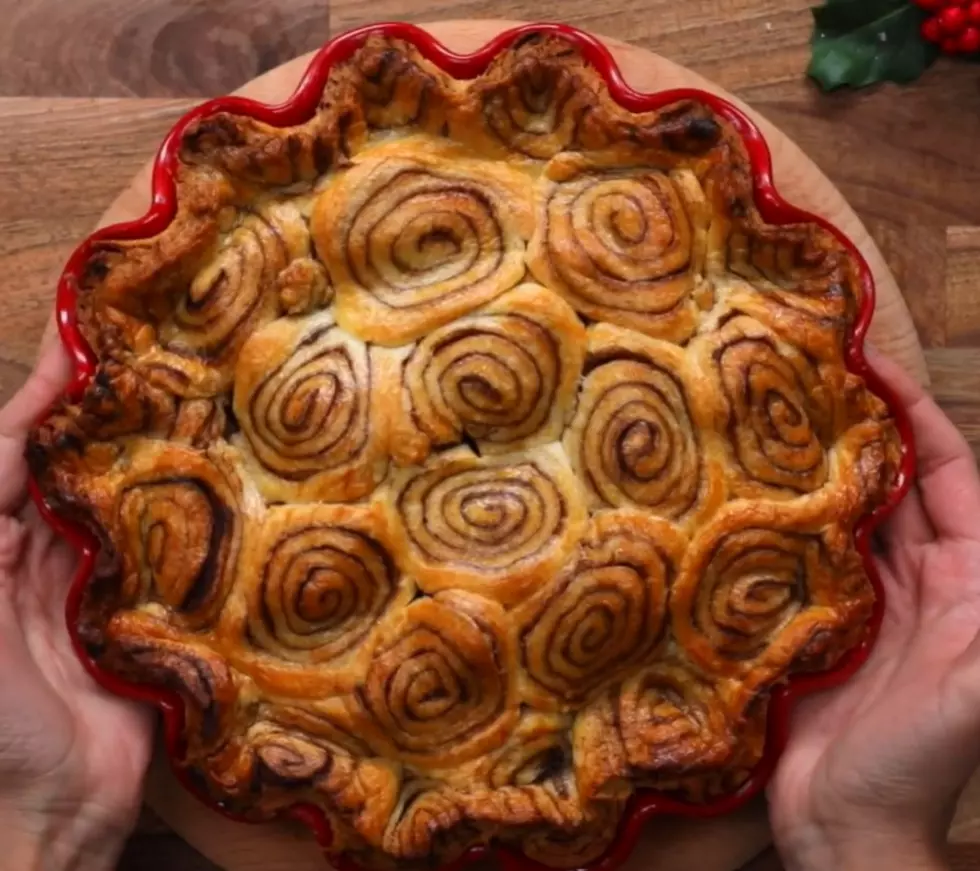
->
[226, 503, 413, 694]
[102, 610, 239, 759]
[474, 713, 575, 792]
[715, 221, 862, 362]
[572, 660, 737, 801]
[385, 444, 587, 606]
[180, 85, 367, 185]
[527, 155, 711, 343]
[827, 417, 903, 520]
[97, 441, 250, 631]
[455, 35, 608, 160]
[203, 722, 331, 813]
[419, 713, 586, 841]
[31, 362, 176, 453]
[346, 590, 518, 768]
[139, 201, 312, 395]
[203, 721, 401, 847]
[233, 311, 396, 503]
[691, 312, 836, 498]
[381, 782, 478, 862]
[392, 284, 586, 466]
[671, 503, 875, 685]
[312, 138, 534, 345]
[655, 697, 769, 803]
[516, 511, 685, 711]
[352, 36, 457, 133]
[565, 324, 726, 525]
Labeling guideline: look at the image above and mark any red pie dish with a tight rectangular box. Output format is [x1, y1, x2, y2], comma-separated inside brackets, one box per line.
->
[26, 22, 915, 871]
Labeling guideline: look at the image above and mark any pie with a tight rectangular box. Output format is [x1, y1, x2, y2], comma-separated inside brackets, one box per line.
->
[28, 30, 903, 870]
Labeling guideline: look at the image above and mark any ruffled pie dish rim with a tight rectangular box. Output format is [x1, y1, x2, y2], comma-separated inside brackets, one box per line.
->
[27, 20, 917, 871]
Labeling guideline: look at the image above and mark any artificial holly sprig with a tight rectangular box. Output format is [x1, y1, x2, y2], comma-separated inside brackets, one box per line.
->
[808, 0, 974, 91]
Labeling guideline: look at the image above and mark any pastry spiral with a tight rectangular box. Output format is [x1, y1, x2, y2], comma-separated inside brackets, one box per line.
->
[692, 313, 835, 498]
[475, 713, 574, 791]
[456, 37, 606, 160]
[380, 720, 585, 861]
[386, 444, 587, 606]
[233, 312, 395, 503]
[106, 441, 248, 630]
[211, 722, 400, 842]
[353, 36, 456, 133]
[381, 782, 477, 862]
[433, 713, 585, 835]
[147, 201, 311, 395]
[528, 155, 711, 343]
[654, 698, 769, 803]
[180, 87, 368, 186]
[102, 610, 239, 757]
[348, 590, 518, 768]
[392, 284, 586, 466]
[572, 661, 736, 801]
[312, 138, 534, 345]
[565, 324, 726, 525]
[716, 222, 862, 362]
[516, 510, 685, 710]
[227, 503, 413, 693]
[672, 503, 874, 684]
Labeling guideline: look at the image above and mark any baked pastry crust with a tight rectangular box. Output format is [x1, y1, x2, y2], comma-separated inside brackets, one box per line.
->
[28, 31, 902, 869]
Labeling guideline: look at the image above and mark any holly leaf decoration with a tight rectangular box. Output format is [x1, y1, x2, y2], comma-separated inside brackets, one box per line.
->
[809, 0, 940, 91]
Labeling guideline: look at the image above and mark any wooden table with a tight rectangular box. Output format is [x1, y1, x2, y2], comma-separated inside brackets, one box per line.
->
[2, 1, 980, 869]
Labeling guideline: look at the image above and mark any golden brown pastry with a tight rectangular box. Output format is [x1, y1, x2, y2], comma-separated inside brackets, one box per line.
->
[232, 311, 397, 502]
[312, 138, 535, 346]
[28, 30, 902, 869]
[515, 511, 686, 711]
[390, 283, 585, 466]
[527, 155, 712, 343]
[384, 444, 588, 606]
[564, 323, 727, 526]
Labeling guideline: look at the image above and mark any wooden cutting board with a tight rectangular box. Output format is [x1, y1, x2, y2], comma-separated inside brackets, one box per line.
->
[93, 19, 927, 871]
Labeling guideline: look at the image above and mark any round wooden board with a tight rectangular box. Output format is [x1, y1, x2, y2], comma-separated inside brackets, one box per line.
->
[95, 19, 928, 871]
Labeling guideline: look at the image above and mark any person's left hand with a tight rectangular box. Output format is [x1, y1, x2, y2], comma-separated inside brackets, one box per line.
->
[0, 333, 153, 871]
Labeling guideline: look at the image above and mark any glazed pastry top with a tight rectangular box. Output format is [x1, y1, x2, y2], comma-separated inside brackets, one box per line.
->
[28, 31, 901, 870]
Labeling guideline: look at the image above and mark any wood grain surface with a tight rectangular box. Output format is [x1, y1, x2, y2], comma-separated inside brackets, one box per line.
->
[2, 1, 980, 870]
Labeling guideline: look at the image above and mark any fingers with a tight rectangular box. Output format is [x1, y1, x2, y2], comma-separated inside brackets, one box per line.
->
[0, 342, 72, 514]
[867, 348, 980, 541]
[38, 314, 60, 362]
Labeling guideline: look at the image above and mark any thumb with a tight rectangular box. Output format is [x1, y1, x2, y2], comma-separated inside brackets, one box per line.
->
[0, 342, 72, 514]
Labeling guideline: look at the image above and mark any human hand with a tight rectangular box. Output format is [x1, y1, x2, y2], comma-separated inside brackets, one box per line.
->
[0, 333, 153, 871]
[768, 351, 980, 871]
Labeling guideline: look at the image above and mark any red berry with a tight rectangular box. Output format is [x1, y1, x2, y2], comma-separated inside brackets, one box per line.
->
[942, 36, 962, 54]
[968, 0, 980, 24]
[948, 0, 970, 7]
[959, 25, 980, 51]
[940, 5, 968, 33]
[923, 16, 945, 42]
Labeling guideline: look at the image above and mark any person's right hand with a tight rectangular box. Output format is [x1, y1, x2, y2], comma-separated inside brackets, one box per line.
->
[769, 351, 980, 871]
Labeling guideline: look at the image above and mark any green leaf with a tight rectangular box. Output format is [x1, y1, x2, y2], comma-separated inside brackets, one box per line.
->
[808, 0, 940, 91]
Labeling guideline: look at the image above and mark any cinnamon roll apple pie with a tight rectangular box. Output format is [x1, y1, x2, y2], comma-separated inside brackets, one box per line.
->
[29, 30, 902, 869]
